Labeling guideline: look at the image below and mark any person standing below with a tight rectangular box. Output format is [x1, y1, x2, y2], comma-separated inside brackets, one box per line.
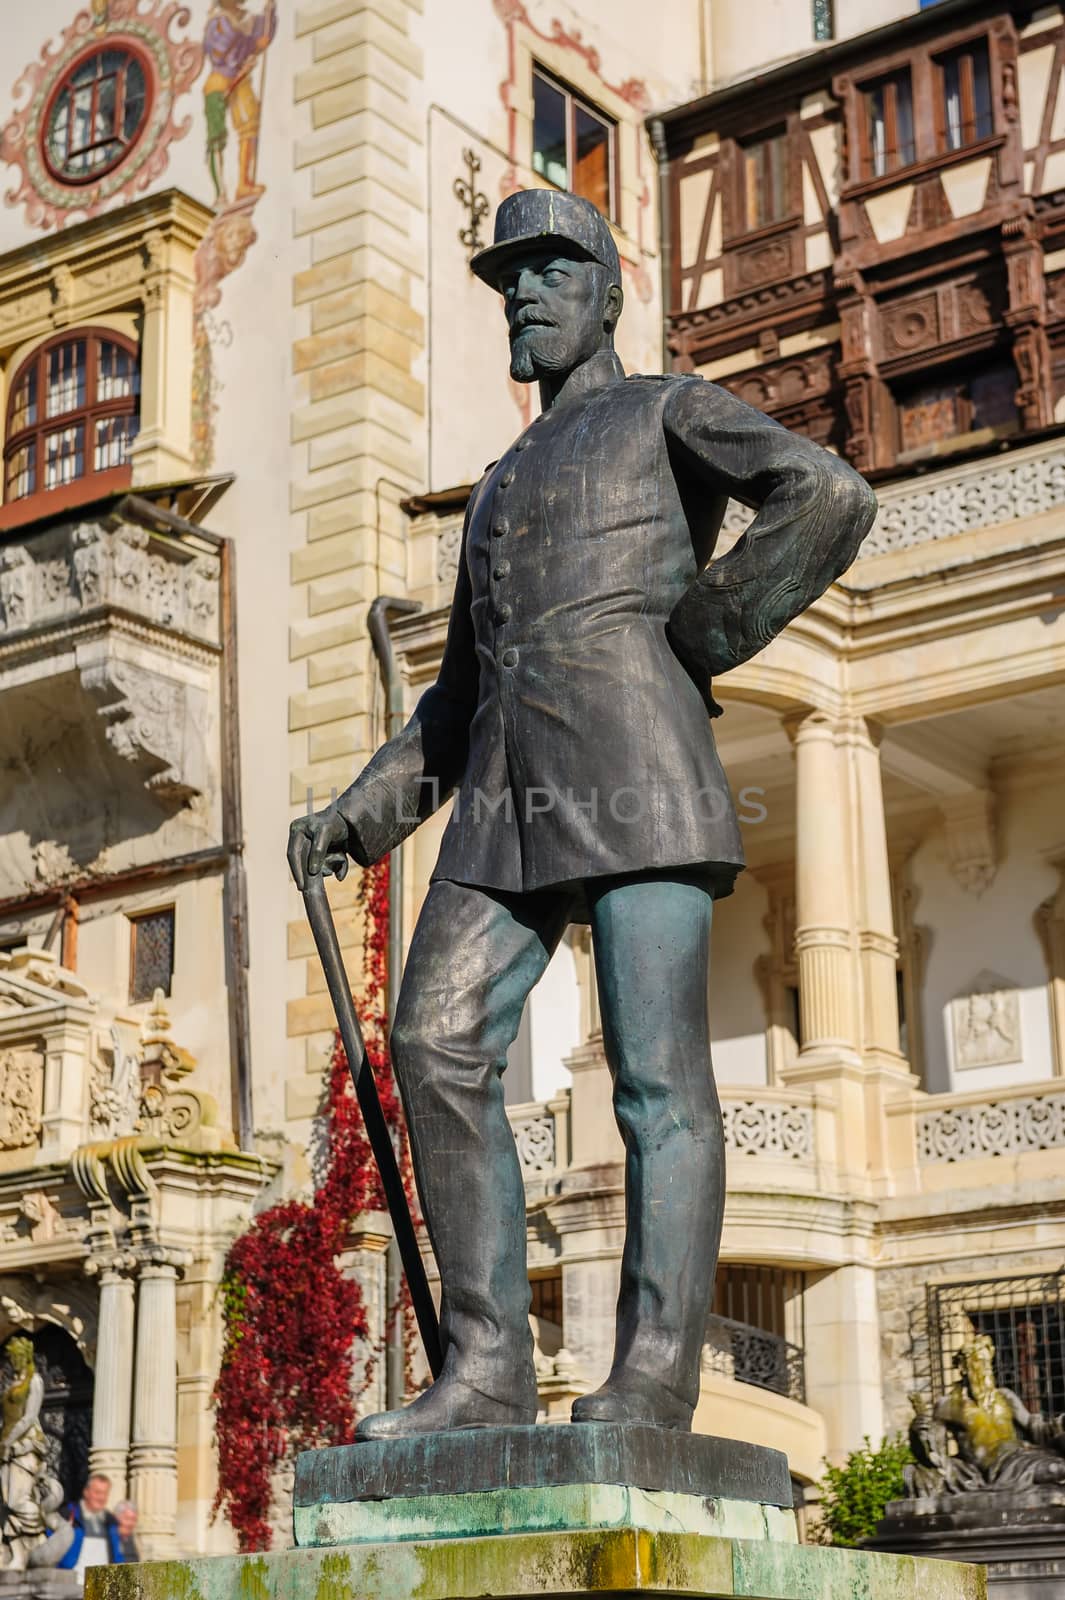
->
[112, 1502, 139, 1564]
[27, 1473, 125, 1582]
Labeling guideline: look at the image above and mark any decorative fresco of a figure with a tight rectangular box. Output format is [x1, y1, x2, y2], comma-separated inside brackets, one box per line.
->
[203, 0, 277, 207]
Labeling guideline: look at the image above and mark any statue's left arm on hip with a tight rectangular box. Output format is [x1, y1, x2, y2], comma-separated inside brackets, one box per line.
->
[662, 377, 878, 680]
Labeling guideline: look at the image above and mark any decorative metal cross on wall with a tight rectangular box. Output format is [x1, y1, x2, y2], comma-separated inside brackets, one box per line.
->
[455, 147, 490, 260]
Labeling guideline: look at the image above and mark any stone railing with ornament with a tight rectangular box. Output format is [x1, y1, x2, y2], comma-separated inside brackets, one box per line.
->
[507, 1095, 571, 1181]
[713, 435, 1065, 566]
[916, 1087, 1065, 1165]
[859, 436, 1065, 560]
[722, 1093, 816, 1165]
[0, 514, 220, 647]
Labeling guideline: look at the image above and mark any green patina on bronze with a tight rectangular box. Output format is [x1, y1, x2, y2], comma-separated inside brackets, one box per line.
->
[85, 1526, 986, 1600]
[293, 1483, 796, 1548]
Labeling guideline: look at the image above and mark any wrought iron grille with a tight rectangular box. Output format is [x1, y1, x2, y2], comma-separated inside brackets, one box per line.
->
[704, 1313, 807, 1403]
[920, 1271, 1065, 1420]
[705, 1265, 807, 1403]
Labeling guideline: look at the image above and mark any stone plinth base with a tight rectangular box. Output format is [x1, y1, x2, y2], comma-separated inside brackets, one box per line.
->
[869, 1488, 1065, 1597]
[86, 1529, 986, 1600]
[294, 1423, 794, 1552]
[294, 1424, 793, 1516]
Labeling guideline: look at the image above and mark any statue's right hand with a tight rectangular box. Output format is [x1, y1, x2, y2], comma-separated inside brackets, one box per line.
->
[287, 805, 350, 892]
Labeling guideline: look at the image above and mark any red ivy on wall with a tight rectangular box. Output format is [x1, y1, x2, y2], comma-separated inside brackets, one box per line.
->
[213, 858, 413, 1551]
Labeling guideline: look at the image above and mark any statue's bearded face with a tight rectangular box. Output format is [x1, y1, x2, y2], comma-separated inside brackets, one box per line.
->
[500, 251, 616, 384]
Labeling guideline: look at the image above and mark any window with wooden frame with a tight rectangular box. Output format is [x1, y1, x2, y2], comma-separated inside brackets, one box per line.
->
[739, 130, 791, 232]
[3, 329, 140, 512]
[935, 38, 993, 153]
[859, 68, 916, 178]
[896, 361, 1017, 457]
[128, 906, 175, 1005]
[532, 67, 617, 220]
[42, 45, 151, 186]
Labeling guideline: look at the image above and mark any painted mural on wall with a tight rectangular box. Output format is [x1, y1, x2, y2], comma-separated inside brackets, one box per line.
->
[0, 0, 203, 232]
[192, 0, 277, 467]
[0, 0, 277, 470]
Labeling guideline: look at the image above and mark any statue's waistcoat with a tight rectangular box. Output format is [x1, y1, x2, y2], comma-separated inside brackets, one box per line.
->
[433, 375, 744, 899]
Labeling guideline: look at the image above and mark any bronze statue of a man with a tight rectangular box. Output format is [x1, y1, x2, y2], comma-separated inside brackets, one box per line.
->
[289, 190, 877, 1439]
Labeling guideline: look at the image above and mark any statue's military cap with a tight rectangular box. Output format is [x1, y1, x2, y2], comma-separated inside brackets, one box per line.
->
[471, 188, 620, 290]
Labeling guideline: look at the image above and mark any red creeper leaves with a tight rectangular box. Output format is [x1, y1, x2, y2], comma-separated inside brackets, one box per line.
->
[213, 858, 417, 1550]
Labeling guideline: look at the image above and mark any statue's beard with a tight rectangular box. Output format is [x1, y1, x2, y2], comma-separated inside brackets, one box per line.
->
[509, 325, 588, 384]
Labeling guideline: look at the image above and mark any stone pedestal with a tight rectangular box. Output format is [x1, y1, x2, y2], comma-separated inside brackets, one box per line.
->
[89, 1425, 986, 1600]
[87, 1528, 986, 1600]
[869, 1487, 1065, 1597]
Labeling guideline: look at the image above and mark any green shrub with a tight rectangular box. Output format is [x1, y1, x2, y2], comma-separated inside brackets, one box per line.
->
[815, 1434, 912, 1547]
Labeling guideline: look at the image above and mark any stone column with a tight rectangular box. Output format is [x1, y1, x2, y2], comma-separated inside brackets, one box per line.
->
[843, 717, 904, 1068]
[129, 1251, 182, 1559]
[803, 1260, 884, 1462]
[342, 1212, 393, 1418]
[86, 1255, 135, 1500]
[790, 711, 859, 1061]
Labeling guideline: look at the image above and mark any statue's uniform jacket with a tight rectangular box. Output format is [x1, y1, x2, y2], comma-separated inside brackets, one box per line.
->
[339, 373, 877, 902]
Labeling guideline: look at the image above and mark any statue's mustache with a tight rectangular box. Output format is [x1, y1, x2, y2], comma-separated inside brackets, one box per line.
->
[509, 310, 558, 339]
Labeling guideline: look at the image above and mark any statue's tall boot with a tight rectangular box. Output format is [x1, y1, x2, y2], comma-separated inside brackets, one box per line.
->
[355, 879, 570, 1441]
[571, 872, 724, 1432]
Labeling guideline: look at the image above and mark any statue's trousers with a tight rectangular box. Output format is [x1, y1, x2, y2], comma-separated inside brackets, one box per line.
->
[389, 869, 724, 1413]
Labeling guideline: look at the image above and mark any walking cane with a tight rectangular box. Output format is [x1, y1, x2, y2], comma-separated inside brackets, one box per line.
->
[302, 860, 444, 1380]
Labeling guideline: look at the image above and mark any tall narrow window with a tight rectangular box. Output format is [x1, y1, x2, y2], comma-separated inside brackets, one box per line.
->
[532, 68, 616, 219]
[3, 329, 139, 509]
[937, 39, 993, 151]
[129, 907, 175, 1004]
[741, 132, 790, 230]
[861, 69, 916, 178]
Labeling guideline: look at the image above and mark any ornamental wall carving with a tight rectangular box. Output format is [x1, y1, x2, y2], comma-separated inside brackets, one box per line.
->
[0, 519, 220, 646]
[0, 510, 218, 808]
[0, 1047, 43, 1154]
[951, 972, 1023, 1072]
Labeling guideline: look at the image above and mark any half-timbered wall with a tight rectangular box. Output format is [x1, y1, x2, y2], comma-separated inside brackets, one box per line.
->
[666, 1, 1065, 475]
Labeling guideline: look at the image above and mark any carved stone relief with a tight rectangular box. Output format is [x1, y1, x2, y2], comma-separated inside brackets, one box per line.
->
[951, 972, 1023, 1072]
[0, 1047, 43, 1152]
[0, 519, 220, 645]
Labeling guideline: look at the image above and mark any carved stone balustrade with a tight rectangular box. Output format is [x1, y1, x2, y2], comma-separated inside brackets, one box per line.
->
[860, 435, 1065, 561]
[507, 1095, 570, 1183]
[917, 1088, 1065, 1164]
[0, 503, 223, 895]
[711, 434, 1065, 571]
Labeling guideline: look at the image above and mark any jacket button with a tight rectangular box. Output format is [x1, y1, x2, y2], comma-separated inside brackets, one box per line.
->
[501, 647, 519, 668]
[491, 523, 507, 538]
[493, 560, 511, 579]
[515, 438, 531, 451]
[499, 471, 514, 488]
[495, 603, 513, 623]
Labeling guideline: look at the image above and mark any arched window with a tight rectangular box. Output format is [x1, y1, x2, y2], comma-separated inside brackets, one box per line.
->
[3, 329, 140, 510]
[42, 46, 150, 185]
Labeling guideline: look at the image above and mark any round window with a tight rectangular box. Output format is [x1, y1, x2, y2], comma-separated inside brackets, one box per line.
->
[42, 46, 150, 185]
